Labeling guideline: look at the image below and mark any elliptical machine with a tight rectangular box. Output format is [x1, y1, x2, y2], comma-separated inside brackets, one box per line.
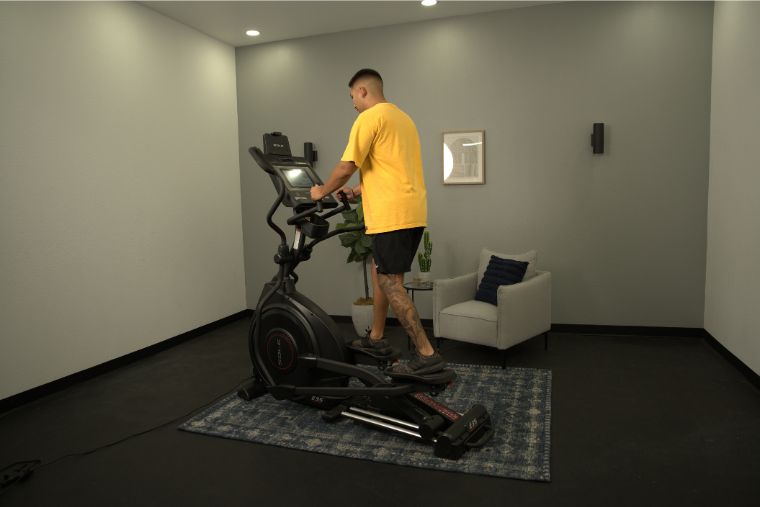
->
[237, 132, 493, 459]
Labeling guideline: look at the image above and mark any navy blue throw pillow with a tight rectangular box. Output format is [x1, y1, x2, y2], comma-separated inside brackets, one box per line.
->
[474, 256, 529, 305]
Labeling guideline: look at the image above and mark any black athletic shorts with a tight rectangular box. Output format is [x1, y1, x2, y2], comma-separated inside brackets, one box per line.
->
[370, 227, 425, 275]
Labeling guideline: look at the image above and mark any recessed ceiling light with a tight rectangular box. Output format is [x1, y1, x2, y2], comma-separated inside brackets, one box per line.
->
[421, 0, 438, 6]
[245, 29, 261, 37]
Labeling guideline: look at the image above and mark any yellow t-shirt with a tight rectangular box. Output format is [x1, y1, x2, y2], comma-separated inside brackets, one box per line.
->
[341, 103, 427, 235]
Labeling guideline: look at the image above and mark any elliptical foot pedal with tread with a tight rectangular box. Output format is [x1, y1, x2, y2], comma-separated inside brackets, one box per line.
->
[385, 368, 456, 385]
[346, 343, 400, 362]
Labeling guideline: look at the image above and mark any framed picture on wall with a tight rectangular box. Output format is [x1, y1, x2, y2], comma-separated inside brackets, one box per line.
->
[442, 130, 485, 185]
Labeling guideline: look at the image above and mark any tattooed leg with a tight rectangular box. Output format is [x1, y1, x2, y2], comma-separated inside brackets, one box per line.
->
[377, 273, 435, 356]
[370, 260, 389, 340]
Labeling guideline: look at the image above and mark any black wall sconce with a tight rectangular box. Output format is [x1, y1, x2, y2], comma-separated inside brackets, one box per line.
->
[591, 123, 604, 154]
[304, 142, 318, 166]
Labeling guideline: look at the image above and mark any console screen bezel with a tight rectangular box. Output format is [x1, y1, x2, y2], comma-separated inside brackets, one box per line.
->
[273, 164, 318, 190]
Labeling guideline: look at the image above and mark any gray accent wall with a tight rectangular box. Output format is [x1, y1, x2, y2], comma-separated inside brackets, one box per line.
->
[0, 3, 245, 399]
[705, 2, 760, 375]
[237, 1, 713, 327]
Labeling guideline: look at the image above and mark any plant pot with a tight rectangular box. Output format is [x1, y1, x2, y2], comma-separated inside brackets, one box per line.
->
[416, 271, 432, 283]
[351, 303, 374, 336]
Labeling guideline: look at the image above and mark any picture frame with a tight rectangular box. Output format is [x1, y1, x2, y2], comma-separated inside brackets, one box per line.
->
[442, 130, 485, 185]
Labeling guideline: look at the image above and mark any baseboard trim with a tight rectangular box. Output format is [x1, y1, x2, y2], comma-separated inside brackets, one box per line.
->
[703, 331, 760, 390]
[0, 310, 253, 415]
[550, 323, 709, 338]
[551, 324, 757, 390]
[333, 318, 709, 340]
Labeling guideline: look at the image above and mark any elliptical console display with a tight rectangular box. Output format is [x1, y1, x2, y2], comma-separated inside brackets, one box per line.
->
[252, 132, 338, 210]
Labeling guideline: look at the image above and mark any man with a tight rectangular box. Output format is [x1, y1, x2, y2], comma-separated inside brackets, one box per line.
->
[309, 68, 445, 375]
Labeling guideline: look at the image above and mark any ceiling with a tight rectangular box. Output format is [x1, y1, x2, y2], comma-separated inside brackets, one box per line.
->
[142, 1, 552, 47]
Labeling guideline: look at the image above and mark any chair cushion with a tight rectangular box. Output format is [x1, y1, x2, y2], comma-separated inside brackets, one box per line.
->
[439, 300, 498, 347]
[474, 256, 529, 305]
[478, 248, 536, 285]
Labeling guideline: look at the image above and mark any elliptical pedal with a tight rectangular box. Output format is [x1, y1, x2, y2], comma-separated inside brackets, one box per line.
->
[346, 343, 400, 372]
[385, 368, 456, 385]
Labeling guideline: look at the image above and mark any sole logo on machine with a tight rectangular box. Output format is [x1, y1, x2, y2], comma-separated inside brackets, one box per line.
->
[265, 329, 297, 372]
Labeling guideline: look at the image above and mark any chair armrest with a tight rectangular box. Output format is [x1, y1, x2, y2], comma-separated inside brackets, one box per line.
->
[433, 272, 478, 336]
[495, 270, 552, 349]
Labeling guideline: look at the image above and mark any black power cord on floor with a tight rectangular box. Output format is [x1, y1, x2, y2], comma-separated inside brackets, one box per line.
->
[1, 460, 40, 491]
[0, 378, 251, 497]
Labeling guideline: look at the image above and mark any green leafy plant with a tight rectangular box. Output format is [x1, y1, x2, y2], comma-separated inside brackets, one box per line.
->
[338, 196, 373, 304]
[417, 231, 432, 272]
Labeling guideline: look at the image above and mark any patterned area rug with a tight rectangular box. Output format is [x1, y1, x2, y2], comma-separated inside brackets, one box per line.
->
[180, 364, 552, 481]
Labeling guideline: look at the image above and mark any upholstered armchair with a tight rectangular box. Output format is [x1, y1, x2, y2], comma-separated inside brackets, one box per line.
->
[433, 248, 551, 367]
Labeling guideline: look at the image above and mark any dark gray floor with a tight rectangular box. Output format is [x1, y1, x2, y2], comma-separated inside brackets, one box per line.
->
[1, 318, 758, 506]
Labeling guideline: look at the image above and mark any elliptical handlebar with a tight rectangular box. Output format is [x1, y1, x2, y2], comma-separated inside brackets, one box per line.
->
[286, 190, 357, 228]
[318, 190, 350, 220]
[266, 177, 288, 246]
[249, 139, 366, 252]
[302, 191, 364, 251]
[286, 200, 323, 226]
[249, 146, 274, 174]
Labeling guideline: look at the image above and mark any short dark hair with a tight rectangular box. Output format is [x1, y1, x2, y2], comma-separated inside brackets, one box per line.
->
[348, 68, 383, 88]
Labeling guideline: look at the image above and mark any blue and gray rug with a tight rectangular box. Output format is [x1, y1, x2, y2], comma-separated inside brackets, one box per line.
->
[180, 364, 552, 481]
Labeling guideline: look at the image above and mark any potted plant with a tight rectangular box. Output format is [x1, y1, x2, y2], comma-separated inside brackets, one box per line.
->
[337, 197, 374, 335]
[416, 231, 433, 284]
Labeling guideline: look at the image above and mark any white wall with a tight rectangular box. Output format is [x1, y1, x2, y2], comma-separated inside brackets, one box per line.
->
[0, 3, 245, 399]
[705, 2, 760, 375]
[236, 1, 713, 327]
